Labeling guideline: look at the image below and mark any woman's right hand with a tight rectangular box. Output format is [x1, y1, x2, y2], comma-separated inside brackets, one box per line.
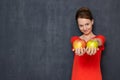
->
[73, 48, 86, 56]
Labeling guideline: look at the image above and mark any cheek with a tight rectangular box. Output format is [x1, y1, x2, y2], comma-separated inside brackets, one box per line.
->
[88, 25, 93, 30]
[79, 27, 83, 31]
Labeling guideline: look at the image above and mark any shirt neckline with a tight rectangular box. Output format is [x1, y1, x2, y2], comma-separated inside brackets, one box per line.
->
[78, 35, 97, 42]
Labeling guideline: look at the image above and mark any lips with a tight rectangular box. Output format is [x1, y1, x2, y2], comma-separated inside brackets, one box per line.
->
[83, 30, 88, 33]
[83, 30, 90, 35]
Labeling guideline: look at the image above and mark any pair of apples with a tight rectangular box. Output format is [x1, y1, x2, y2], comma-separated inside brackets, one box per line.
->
[73, 39, 98, 49]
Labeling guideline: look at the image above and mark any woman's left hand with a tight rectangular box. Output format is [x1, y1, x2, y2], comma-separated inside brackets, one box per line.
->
[86, 47, 99, 56]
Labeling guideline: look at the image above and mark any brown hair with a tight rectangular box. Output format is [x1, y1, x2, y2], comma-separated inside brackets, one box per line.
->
[75, 7, 93, 22]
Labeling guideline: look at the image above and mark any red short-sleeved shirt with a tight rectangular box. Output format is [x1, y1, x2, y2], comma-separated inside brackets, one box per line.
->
[71, 35, 105, 80]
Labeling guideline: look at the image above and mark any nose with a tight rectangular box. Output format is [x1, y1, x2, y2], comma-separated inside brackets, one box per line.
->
[83, 26, 87, 30]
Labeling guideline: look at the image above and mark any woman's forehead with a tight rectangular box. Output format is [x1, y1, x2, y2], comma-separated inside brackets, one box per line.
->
[77, 18, 91, 24]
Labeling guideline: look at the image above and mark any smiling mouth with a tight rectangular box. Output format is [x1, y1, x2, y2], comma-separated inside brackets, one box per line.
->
[83, 30, 88, 32]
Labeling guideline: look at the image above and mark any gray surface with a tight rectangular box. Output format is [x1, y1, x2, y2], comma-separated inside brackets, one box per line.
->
[0, 0, 120, 80]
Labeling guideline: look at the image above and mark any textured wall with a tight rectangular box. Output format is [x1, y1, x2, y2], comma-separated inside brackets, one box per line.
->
[0, 0, 120, 80]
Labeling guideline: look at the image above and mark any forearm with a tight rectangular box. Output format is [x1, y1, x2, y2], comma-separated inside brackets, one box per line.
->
[94, 38, 102, 46]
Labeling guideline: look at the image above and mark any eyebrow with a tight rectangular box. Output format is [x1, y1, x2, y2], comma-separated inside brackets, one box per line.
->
[79, 24, 84, 26]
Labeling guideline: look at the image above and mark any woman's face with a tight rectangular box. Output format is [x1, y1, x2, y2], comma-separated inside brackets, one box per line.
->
[77, 18, 94, 35]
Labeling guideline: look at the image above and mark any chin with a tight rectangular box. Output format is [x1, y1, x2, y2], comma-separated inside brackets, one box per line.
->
[83, 30, 91, 35]
[83, 32, 90, 35]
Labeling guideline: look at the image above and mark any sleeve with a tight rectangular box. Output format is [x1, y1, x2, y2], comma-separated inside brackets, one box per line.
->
[96, 35, 106, 51]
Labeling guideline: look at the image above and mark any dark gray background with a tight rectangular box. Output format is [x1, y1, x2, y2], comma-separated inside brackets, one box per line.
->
[0, 0, 120, 80]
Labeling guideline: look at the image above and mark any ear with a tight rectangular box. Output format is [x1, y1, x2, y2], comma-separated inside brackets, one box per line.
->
[91, 19, 94, 25]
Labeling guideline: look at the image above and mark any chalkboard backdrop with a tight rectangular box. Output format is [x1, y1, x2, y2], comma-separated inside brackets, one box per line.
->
[0, 0, 120, 80]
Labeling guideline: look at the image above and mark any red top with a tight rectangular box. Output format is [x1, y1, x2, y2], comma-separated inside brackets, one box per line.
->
[71, 35, 105, 80]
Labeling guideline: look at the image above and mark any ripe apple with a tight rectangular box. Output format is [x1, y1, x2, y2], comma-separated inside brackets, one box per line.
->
[73, 39, 86, 49]
[87, 40, 98, 48]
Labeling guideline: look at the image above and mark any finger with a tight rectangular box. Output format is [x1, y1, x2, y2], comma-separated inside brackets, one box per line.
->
[97, 48, 99, 51]
[85, 47, 88, 53]
[76, 48, 81, 56]
[93, 48, 97, 55]
[83, 48, 86, 55]
[90, 48, 94, 56]
[80, 48, 83, 54]
[95, 48, 97, 55]
[89, 48, 92, 56]
[92, 48, 95, 55]
[78, 48, 81, 56]
[86, 47, 88, 51]
[89, 47, 93, 55]
[92, 47, 96, 55]
[83, 48, 86, 54]
[85, 47, 88, 54]
[86, 47, 90, 55]
[75, 49, 78, 55]
[80, 48, 84, 56]
[72, 49, 75, 51]
[92, 48, 99, 55]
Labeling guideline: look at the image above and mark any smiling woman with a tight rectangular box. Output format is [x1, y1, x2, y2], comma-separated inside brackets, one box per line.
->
[71, 7, 105, 80]
[78, 18, 94, 37]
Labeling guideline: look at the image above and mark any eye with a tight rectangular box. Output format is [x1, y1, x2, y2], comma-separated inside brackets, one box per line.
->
[85, 23, 89, 26]
[79, 25, 83, 28]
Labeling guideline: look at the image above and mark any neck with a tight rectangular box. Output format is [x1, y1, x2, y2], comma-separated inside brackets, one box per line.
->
[83, 32, 95, 37]
[82, 32, 95, 41]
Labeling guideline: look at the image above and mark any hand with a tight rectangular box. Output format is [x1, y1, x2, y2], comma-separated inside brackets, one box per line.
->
[91, 38, 102, 46]
[86, 47, 99, 56]
[73, 48, 86, 56]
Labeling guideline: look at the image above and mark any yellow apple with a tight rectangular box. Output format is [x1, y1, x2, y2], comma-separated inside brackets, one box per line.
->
[87, 40, 98, 48]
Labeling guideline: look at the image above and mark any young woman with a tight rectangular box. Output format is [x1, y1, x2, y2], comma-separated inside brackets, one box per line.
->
[71, 7, 105, 80]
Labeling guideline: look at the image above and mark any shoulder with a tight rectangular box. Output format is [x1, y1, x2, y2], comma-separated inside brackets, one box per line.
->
[96, 34, 105, 37]
[96, 35, 105, 40]
[70, 36, 79, 43]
